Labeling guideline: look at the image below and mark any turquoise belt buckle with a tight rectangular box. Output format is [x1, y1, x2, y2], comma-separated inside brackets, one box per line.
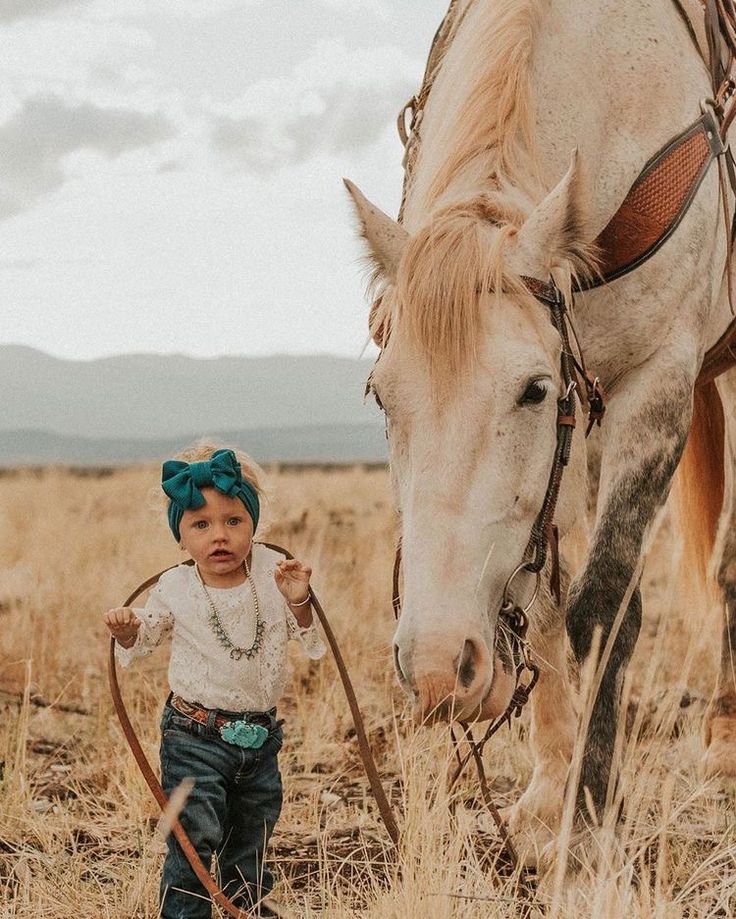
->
[219, 719, 269, 749]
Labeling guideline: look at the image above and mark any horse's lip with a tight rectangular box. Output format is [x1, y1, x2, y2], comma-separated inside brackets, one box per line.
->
[451, 653, 516, 723]
[476, 655, 516, 720]
[407, 651, 516, 724]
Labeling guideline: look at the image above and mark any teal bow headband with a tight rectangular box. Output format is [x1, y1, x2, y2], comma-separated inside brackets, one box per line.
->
[161, 448, 260, 541]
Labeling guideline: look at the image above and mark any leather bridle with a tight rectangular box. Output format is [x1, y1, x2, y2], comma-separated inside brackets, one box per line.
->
[381, 275, 602, 773]
[514, 279, 605, 600]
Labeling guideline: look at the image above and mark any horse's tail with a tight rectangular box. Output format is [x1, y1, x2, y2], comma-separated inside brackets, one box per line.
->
[671, 380, 726, 594]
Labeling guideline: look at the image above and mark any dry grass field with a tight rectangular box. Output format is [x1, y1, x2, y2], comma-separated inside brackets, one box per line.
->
[0, 464, 734, 917]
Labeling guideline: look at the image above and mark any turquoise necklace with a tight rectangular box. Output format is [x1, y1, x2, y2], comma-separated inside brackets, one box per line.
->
[196, 558, 265, 661]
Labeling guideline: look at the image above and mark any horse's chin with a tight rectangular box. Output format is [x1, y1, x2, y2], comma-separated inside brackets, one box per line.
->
[473, 652, 517, 721]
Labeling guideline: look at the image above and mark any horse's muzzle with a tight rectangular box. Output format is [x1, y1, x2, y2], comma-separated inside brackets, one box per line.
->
[395, 632, 516, 724]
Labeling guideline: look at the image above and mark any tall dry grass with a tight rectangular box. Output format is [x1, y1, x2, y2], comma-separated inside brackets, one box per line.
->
[0, 465, 734, 917]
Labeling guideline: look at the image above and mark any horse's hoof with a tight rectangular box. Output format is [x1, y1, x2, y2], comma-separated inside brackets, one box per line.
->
[702, 718, 736, 781]
[537, 825, 598, 879]
[500, 799, 559, 869]
[702, 715, 736, 781]
[539, 822, 627, 885]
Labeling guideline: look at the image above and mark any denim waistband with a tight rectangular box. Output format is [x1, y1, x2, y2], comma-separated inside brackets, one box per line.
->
[166, 692, 277, 729]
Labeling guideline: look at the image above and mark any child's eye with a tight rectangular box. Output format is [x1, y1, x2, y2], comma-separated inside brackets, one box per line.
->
[227, 517, 242, 526]
[193, 520, 208, 530]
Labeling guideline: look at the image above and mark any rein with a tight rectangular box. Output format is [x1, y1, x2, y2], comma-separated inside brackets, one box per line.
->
[391, 534, 540, 872]
[108, 543, 399, 919]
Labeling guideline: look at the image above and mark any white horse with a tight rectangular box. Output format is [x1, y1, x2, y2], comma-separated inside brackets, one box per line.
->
[346, 0, 736, 862]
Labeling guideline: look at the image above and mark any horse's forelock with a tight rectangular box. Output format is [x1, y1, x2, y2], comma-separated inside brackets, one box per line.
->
[392, 206, 531, 390]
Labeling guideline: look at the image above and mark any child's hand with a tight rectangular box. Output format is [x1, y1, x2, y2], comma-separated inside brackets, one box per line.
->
[274, 558, 311, 606]
[105, 607, 141, 649]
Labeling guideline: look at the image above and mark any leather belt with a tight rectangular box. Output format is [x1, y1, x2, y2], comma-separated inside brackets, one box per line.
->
[169, 693, 275, 732]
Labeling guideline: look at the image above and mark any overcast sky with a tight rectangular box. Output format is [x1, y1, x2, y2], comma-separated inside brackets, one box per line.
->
[0, 0, 448, 359]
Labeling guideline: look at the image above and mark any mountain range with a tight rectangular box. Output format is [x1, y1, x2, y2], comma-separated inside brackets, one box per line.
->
[0, 346, 386, 465]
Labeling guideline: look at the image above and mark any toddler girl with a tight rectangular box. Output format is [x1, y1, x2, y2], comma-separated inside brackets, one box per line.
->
[105, 444, 324, 918]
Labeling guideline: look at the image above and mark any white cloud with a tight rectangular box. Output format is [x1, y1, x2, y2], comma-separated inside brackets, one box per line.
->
[315, 0, 390, 19]
[87, 0, 261, 20]
[0, 0, 449, 361]
[0, 94, 175, 217]
[212, 39, 421, 171]
[0, 17, 154, 86]
[0, 0, 82, 22]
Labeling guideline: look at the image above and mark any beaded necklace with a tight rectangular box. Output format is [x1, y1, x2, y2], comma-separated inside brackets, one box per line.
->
[195, 557, 265, 661]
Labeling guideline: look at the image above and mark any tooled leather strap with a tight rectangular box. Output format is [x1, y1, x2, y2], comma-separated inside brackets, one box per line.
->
[108, 545, 400, 919]
[577, 109, 725, 289]
[398, 2, 733, 297]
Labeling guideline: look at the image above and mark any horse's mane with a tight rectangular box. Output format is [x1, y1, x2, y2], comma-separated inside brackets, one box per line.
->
[373, 0, 593, 388]
[423, 0, 541, 208]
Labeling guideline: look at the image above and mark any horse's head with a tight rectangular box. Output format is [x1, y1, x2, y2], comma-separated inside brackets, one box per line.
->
[346, 155, 590, 723]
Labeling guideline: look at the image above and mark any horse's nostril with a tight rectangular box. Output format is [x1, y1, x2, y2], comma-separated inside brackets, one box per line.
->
[457, 639, 476, 689]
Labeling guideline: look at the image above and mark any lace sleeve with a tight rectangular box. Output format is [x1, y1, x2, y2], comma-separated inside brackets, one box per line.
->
[115, 583, 174, 668]
[286, 606, 326, 661]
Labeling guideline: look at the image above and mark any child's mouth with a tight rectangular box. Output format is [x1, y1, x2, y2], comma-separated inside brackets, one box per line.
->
[210, 549, 233, 559]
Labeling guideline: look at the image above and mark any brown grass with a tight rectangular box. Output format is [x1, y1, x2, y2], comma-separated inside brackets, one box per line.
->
[0, 465, 734, 917]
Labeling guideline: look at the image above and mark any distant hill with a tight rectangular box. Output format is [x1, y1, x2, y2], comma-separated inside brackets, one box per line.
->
[0, 345, 381, 438]
[0, 424, 388, 466]
[0, 346, 386, 465]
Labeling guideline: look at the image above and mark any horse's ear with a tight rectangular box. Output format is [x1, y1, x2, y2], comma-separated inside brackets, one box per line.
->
[344, 179, 408, 283]
[513, 150, 589, 273]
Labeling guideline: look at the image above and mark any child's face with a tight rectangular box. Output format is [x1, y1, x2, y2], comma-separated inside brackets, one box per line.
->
[179, 487, 254, 585]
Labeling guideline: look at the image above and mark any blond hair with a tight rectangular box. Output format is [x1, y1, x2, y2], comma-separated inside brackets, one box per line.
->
[172, 439, 266, 497]
[425, 0, 542, 207]
[152, 438, 270, 522]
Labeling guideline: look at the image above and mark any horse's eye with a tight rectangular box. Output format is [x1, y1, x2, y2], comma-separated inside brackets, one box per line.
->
[520, 380, 548, 406]
[365, 376, 385, 412]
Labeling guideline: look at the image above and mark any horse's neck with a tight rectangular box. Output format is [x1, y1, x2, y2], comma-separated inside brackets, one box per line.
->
[405, 0, 710, 235]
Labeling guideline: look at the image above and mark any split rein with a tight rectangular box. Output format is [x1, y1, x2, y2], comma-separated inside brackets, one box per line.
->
[108, 544, 398, 919]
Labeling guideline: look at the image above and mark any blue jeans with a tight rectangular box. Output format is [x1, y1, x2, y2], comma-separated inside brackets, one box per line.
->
[158, 702, 283, 919]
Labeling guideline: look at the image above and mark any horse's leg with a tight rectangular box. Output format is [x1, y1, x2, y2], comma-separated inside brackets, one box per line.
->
[703, 372, 736, 779]
[503, 561, 577, 865]
[704, 532, 736, 778]
[565, 364, 693, 829]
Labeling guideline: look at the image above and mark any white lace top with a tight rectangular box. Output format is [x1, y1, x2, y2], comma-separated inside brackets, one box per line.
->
[115, 544, 325, 711]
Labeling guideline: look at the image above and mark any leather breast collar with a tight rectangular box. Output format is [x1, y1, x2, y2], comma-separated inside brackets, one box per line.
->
[577, 109, 725, 290]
